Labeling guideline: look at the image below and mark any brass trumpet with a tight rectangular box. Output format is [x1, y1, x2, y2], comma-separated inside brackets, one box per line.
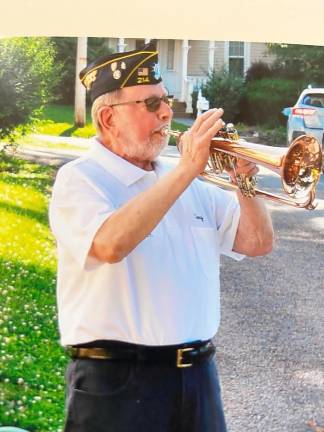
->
[164, 124, 323, 210]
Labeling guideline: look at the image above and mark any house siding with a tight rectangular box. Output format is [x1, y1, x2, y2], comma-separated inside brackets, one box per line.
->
[188, 40, 209, 76]
[250, 43, 275, 65]
[214, 41, 225, 71]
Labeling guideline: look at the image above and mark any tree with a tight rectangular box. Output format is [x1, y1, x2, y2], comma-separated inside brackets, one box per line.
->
[51, 37, 112, 105]
[50, 37, 77, 105]
[74, 37, 88, 127]
[0, 37, 61, 142]
[268, 43, 324, 86]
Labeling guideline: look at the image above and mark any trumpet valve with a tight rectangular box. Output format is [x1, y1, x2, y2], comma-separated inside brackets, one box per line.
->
[236, 174, 257, 197]
[209, 151, 236, 173]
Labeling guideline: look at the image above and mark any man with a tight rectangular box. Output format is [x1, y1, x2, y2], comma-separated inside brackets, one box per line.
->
[49, 41, 274, 432]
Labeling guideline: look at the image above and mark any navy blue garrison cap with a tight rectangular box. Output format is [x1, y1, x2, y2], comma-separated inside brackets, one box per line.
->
[79, 41, 162, 102]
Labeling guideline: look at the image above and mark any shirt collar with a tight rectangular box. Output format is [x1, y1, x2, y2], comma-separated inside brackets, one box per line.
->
[87, 137, 154, 186]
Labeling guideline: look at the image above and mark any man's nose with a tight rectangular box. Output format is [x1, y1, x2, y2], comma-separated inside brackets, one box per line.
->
[157, 100, 173, 122]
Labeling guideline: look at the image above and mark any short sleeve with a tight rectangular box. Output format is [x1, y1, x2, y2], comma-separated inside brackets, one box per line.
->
[204, 183, 245, 261]
[49, 164, 115, 269]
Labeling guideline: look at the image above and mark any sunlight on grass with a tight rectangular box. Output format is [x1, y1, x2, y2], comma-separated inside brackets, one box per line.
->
[1, 176, 49, 213]
[0, 211, 56, 267]
[34, 122, 72, 136]
[30, 104, 95, 139]
[17, 136, 88, 152]
[0, 156, 66, 431]
[32, 120, 95, 139]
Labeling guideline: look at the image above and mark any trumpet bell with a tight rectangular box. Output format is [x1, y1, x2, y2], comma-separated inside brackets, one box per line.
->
[282, 135, 322, 200]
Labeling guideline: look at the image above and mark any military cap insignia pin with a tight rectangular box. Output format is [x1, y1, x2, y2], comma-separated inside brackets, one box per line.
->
[152, 63, 161, 80]
[113, 69, 121, 80]
[84, 70, 98, 90]
[138, 67, 149, 76]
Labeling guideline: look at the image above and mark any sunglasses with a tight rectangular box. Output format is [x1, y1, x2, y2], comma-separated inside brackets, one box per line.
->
[109, 95, 173, 112]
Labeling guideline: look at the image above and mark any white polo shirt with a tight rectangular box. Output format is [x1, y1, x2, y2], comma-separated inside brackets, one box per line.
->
[49, 138, 244, 347]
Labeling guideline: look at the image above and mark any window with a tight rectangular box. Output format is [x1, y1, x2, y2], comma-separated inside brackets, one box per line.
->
[228, 42, 244, 76]
[167, 40, 175, 70]
[303, 94, 324, 107]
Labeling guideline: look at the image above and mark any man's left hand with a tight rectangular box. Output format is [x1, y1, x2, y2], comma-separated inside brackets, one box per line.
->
[227, 158, 259, 184]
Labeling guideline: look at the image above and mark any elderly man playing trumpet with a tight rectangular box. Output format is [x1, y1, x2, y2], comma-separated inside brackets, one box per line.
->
[49, 41, 274, 432]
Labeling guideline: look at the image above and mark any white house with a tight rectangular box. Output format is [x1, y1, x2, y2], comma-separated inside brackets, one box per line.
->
[105, 38, 274, 114]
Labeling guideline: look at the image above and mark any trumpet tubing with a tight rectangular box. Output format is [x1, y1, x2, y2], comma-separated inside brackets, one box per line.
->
[166, 127, 323, 210]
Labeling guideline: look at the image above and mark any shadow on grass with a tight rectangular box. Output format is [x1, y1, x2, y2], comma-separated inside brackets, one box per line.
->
[0, 156, 56, 195]
[59, 125, 78, 137]
[0, 201, 49, 225]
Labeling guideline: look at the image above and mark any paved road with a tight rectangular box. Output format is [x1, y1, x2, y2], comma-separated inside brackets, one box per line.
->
[14, 143, 324, 432]
[218, 172, 324, 432]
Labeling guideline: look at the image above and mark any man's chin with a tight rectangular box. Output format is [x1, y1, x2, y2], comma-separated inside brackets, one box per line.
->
[122, 137, 169, 162]
[150, 137, 169, 159]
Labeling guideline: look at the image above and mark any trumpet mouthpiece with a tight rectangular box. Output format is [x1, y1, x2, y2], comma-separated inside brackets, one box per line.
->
[160, 126, 170, 137]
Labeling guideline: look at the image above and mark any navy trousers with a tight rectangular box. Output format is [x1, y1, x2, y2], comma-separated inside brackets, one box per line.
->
[63, 356, 227, 432]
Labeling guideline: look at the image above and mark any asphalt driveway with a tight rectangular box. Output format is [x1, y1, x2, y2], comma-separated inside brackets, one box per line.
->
[217, 174, 324, 432]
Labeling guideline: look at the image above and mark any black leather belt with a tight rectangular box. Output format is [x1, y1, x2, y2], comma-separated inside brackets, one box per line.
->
[66, 340, 215, 368]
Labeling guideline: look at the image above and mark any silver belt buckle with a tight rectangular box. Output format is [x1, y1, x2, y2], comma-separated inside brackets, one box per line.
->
[176, 347, 194, 368]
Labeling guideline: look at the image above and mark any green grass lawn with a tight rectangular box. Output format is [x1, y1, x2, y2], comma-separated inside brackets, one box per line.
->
[0, 155, 67, 431]
[30, 105, 95, 138]
[17, 136, 89, 153]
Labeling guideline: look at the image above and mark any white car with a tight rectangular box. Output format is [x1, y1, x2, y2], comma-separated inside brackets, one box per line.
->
[282, 88, 324, 147]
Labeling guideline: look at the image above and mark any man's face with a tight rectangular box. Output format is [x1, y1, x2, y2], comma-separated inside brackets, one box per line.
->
[110, 83, 173, 162]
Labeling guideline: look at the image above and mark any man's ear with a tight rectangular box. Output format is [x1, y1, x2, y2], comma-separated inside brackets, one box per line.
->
[98, 106, 114, 131]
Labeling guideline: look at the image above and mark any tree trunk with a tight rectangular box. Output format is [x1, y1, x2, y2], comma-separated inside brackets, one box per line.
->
[74, 37, 87, 127]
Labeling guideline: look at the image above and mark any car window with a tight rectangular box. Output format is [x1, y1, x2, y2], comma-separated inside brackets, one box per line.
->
[302, 94, 324, 107]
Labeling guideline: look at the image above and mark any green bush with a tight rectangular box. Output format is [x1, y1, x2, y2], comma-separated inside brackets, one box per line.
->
[245, 61, 273, 82]
[0, 37, 61, 142]
[202, 69, 245, 122]
[243, 78, 303, 127]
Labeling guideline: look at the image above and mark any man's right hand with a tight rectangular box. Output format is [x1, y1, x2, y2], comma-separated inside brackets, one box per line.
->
[178, 108, 225, 177]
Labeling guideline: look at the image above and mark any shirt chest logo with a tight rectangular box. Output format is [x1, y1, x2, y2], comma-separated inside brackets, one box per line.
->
[194, 214, 205, 223]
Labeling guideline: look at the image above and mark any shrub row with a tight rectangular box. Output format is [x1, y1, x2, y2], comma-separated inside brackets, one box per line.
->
[197, 64, 307, 127]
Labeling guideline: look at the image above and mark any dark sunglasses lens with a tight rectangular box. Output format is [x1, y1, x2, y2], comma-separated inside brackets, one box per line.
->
[145, 97, 161, 112]
[144, 96, 173, 112]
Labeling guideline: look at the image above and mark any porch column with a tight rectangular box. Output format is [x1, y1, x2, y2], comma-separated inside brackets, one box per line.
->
[244, 42, 251, 74]
[117, 38, 127, 52]
[208, 41, 215, 74]
[180, 39, 190, 102]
